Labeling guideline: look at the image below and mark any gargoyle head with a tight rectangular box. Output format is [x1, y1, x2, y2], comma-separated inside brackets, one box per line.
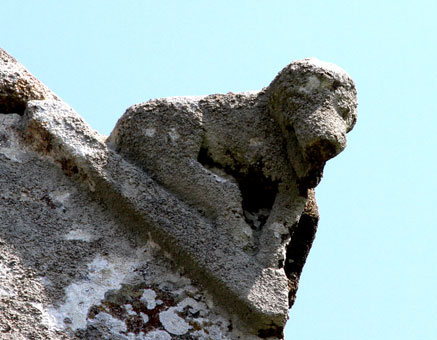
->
[266, 58, 358, 188]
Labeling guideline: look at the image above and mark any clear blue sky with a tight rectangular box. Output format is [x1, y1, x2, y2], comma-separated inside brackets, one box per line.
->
[2, 1, 436, 339]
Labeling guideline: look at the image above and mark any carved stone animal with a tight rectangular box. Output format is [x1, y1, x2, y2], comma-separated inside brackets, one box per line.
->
[107, 58, 357, 268]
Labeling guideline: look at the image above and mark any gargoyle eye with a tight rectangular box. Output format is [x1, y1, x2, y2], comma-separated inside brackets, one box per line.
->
[339, 106, 350, 119]
[332, 80, 342, 90]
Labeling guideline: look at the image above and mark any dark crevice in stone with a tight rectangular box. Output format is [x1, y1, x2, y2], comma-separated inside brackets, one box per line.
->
[0, 96, 27, 115]
[296, 167, 324, 196]
[284, 210, 319, 307]
[59, 157, 80, 177]
[0, 93, 27, 115]
[257, 324, 283, 339]
[197, 146, 278, 231]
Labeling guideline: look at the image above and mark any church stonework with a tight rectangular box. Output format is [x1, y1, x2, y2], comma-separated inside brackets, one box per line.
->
[0, 48, 357, 339]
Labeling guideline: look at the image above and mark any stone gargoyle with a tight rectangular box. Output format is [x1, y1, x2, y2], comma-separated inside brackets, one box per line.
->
[108, 57, 357, 272]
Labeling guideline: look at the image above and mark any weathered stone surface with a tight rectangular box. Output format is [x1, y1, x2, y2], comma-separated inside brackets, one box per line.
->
[21, 98, 291, 336]
[0, 48, 59, 114]
[0, 113, 263, 340]
[0, 49, 357, 339]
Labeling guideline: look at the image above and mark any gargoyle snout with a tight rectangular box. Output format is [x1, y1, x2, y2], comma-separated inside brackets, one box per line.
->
[293, 104, 348, 164]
